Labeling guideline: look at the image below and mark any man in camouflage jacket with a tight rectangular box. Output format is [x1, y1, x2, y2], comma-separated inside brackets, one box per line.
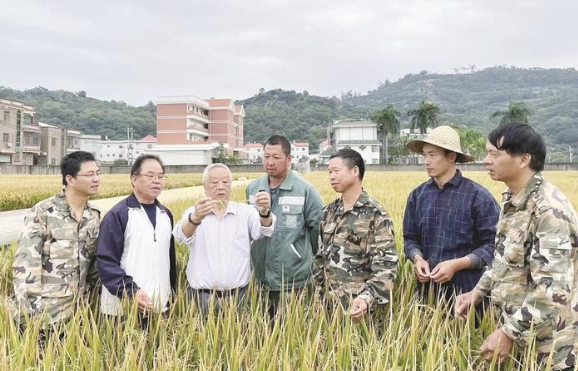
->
[456, 124, 577, 370]
[313, 149, 398, 319]
[11, 151, 101, 327]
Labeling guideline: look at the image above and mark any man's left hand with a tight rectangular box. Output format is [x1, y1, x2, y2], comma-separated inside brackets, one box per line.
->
[480, 329, 514, 364]
[350, 297, 368, 320]
[430, 260, 459, 283]
[255, 191, 271, 215]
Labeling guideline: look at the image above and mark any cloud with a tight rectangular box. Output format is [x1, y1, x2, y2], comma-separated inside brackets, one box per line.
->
[1, 0, 577, 105]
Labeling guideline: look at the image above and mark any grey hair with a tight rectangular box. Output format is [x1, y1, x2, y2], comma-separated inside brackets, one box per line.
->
[202, 163, 233, 184]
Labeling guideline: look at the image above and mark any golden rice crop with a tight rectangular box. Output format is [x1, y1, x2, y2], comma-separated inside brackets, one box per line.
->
[1, 170, 576, 370]
[0, 173, 254, 212]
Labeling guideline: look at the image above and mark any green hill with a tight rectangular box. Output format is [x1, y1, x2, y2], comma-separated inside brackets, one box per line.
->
[2, 66, 578, 157]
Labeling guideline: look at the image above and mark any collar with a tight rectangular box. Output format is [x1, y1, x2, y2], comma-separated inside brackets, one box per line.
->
[53, 191, 99, 219]
[426, 169, 463, 189]
[259, 170, 295, 192]
[336, 189, 370, 210]
[127, 193, 164, 211]
[503, 172, 544, 211]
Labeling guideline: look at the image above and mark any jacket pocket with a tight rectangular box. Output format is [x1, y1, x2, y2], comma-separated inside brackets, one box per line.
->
[282, 205, 304, 229]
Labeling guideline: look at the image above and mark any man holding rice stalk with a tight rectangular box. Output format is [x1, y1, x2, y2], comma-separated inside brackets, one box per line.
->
[456, 123, 577, 370]
[403, 126, 500, 315]
[314, 149, 398, 319]
[11, 151, 101, 338]
[246, 135, 324, 319]
[97, 154, 177, 327]
[174, 163, 275, 314]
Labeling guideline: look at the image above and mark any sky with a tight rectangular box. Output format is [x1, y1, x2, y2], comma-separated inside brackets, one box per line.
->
[1, 0, 577, 106]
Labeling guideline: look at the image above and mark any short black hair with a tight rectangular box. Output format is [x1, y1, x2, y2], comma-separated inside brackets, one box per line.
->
[130, 154, 165, 176]
[264, 135, 291, 157]
[329, 149, 365, 181]
[488, 123, 546, 171]
[61, 151, 96, 186]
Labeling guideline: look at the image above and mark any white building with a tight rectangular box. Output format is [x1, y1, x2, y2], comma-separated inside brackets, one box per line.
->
[98, 135, 157, 164]
[291, 142, 309, 165]
[244, 142, 263, 163]
[80, 134, 102, 161]
[329, 119, 381, 164]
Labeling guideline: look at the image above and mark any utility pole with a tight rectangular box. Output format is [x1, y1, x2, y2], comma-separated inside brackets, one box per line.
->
[127, 127, 134, 165]
[570, 146, 573, 163]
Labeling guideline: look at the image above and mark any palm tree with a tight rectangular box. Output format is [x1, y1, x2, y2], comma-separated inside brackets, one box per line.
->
[371, 105, 400, 165]
[490, 101, 532, 125]
[407, 101, 440, 134]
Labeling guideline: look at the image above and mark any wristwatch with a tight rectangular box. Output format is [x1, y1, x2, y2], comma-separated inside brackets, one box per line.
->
[188, 212, 201, 226]
[259, 209, 271, 218]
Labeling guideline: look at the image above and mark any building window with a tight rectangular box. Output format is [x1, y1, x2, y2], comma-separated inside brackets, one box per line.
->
[51, 158, 57, 165]
[372, 145, 379, 152]
[51, 137, 57, 146]
[3, 111, 9, 122]
[3, 133, 9, 143]
[147, 144, 152, 149]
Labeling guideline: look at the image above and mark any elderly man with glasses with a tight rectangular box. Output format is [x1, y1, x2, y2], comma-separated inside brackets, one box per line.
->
[97, 154, 177, 327]
[11, 151, 102, 340]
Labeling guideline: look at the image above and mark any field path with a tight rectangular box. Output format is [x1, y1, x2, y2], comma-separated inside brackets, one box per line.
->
[0, 179, 252, 247]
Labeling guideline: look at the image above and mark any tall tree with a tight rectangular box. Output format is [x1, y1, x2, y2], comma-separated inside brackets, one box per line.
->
[449, 124, 487, 160]
[407, 101, 440, 134]
[371, 105, 400, 165]
[490, 101, 533, 125]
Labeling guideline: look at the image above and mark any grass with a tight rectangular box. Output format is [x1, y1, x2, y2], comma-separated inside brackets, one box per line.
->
[1, 171, 576, 370]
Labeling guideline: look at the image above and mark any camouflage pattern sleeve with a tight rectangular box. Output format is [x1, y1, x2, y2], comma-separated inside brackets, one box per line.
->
[501, 209, 574, 343]
[357, 212, 398, 307]
[473, 268, 494, 298]
[12, 205, 47, 316]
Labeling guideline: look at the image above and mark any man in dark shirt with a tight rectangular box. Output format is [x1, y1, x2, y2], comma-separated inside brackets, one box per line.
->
[403, 126, 500, 308]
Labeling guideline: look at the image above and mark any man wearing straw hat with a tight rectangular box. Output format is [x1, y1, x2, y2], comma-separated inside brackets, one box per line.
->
[403, 126, 500, 311]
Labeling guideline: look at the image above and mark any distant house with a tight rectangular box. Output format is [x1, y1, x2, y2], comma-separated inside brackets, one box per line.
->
[328, 119, 381, 164]
[244, 142, 263, 163]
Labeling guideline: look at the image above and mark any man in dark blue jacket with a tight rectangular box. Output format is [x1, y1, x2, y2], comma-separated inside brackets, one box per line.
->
[403, 126, 499, 310]
[97, 154, 176, 324]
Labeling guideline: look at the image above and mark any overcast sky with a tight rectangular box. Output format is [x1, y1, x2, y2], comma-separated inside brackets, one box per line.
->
[1, 0, 577, 106]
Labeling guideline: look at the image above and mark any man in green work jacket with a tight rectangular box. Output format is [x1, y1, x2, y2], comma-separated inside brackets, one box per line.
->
[246, 135, 324, 319]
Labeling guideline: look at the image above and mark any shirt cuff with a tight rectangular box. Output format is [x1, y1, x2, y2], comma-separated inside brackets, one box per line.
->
[407, 249, 423, 263]
[466, 254, 483, 269]
[172, 221, 196, 245]
[260, 213, 276, 236]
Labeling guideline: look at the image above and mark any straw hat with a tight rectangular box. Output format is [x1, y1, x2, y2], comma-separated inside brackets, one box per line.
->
[406, 126, 476, 163]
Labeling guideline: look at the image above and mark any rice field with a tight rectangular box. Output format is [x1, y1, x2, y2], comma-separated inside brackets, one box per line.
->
[1, 171, 577, 370]
[0, 173, 252, 212]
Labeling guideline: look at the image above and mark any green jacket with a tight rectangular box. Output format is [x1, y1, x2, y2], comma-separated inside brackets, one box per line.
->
[246, 171, 324, 291]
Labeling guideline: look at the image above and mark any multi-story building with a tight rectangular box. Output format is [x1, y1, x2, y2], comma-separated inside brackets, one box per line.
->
[291, 142, 309, 164]
[97, 135, 157, 164]
[329, 119, 381, 165]
[79, 134, 102, 161]
[0, 99, 40, 165]
[154, 96, 245, 165]
[39, 122, 64, 166]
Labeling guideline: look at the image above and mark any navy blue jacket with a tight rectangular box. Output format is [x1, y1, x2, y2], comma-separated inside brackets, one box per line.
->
[96, 194, 177, 299]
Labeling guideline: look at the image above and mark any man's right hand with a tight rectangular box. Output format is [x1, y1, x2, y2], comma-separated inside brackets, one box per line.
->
[135, 289, 152, 313]
[413, 255, 431, 282]
[455, 290, 482, 319]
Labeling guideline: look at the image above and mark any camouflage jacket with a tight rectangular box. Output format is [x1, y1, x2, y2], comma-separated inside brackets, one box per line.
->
[11, 192, 101, 325]
[313, 190, 398, 307]
[473, 173, 577, 370]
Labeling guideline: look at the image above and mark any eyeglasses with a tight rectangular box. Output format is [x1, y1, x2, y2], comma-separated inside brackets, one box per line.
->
[76, 172, 102, 179]
[138, 173, 168, 181]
